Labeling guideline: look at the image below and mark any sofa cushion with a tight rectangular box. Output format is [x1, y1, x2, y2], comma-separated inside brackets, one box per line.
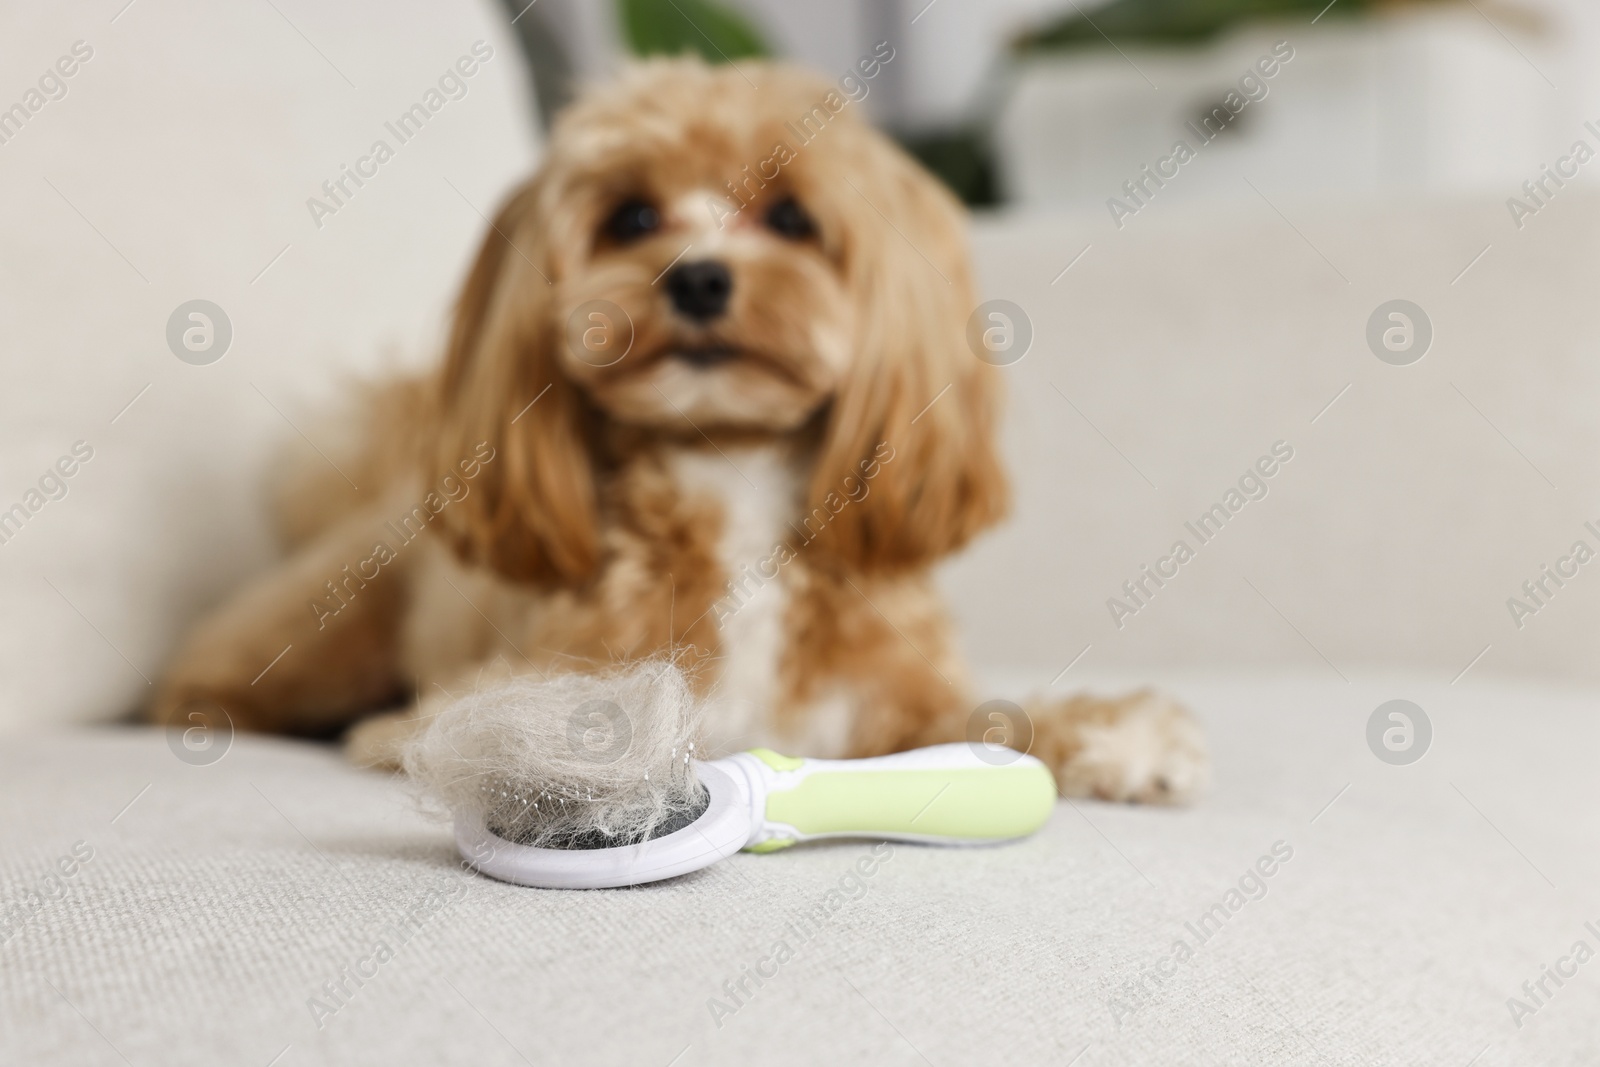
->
[0, 0, 538, 730]
[3, 674, 1594, 1065]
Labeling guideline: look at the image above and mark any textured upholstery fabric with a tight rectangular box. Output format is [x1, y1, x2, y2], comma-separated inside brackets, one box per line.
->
[0, 0, 538, 730]
[949, 190, 1600, 687]
[3, 675, 1595, 1065]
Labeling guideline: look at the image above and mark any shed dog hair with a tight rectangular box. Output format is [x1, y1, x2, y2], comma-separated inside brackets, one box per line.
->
[151, 58, 1207, 804]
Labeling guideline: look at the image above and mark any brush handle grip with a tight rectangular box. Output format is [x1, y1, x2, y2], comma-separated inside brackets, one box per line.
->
[732, 743, 1056, 852]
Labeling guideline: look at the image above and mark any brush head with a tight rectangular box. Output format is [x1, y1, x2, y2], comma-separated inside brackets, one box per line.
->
[403, 659, 709, 851]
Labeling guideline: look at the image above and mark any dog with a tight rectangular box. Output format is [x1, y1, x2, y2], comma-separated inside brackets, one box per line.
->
[150, 57, 1208, 804]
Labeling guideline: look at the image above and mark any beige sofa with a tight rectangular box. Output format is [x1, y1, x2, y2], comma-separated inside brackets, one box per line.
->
[2, 2, 1596, 1064]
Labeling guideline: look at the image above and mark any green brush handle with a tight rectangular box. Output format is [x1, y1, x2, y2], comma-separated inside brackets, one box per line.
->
[733, 743, 1056, 852]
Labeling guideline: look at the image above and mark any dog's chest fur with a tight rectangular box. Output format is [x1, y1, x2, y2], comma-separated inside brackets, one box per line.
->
[666, 445, 800, 753]
[661, 445, 855, 759]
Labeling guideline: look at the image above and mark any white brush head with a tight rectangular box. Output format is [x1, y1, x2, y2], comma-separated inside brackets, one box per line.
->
[403, 659, 709, 850]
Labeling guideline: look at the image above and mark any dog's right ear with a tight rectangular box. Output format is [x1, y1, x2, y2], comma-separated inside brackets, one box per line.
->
[425, 180, 601, 586]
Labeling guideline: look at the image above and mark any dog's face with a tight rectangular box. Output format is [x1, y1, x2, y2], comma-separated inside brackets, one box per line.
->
[430, 59, 1007, 583]
[547, 81, 855, 432]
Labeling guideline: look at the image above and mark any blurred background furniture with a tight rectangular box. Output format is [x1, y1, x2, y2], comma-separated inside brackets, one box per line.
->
[513, 0, 1595, 207]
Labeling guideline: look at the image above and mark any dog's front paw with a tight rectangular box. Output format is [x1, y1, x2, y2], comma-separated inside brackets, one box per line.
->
[344, 711, 422, 771]
[1032, 689, 1209, 805]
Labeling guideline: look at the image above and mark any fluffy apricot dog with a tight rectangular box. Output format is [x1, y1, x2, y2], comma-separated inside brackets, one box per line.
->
[152, 57, 1207, 803]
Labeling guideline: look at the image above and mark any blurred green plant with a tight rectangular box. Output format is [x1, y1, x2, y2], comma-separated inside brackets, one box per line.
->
[617, 0, 770, 62]
[1015, 0, 1382, 52]
[898, 129, 1001, 208]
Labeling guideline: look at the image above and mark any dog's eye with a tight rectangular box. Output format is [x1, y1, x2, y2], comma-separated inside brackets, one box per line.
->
[604, 199, 660, 243]
[765, 197, 815, 241]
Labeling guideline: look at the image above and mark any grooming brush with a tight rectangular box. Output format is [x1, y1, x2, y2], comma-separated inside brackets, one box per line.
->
[406, 662, 1056, 890]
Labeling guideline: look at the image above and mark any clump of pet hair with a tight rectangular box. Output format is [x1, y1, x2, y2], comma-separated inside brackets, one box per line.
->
[403, 659, 708, 849]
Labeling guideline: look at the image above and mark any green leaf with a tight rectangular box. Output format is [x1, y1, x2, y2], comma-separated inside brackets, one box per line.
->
[617, 0, 770, 62]
[1015, 0, 1381, 53]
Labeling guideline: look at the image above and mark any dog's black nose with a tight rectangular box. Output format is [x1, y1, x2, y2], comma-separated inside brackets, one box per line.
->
[665, 260, 732, 321]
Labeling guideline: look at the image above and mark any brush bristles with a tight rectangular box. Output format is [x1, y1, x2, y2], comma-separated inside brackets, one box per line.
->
[403, 659, 707, 849]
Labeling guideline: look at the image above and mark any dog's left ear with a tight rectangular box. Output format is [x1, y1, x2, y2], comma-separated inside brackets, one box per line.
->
[805, 142, 1009, 573]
